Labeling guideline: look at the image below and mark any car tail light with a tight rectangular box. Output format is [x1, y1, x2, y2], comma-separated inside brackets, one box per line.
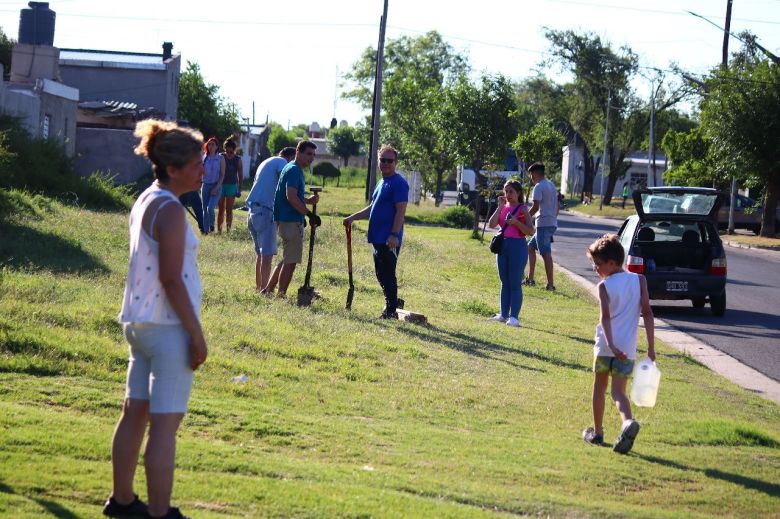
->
[710, 257, 727, 276]
[626, 255, 644, 274]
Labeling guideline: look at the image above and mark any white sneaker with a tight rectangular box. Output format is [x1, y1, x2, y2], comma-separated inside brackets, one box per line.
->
[506, 317, 520, 327]
[488, 314, 507, 323]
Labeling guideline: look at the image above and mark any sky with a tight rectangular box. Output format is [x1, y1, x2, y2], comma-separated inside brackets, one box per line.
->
[1, 0, 778, 130]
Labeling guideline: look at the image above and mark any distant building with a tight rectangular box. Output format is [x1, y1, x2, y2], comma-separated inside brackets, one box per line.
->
[59, 43, 180, 121]
[561, 145, 667, 197]
[1, 2, 78, 156]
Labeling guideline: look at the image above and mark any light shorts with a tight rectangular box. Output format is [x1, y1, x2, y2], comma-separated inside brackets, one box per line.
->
[248, 207, 277, 256]
[222, 183, 239, 197]
[278, 221, 304, 264]
[528, 226, 557, 255]
[124, 323, 194, 414]
[593, 355, 635, 377]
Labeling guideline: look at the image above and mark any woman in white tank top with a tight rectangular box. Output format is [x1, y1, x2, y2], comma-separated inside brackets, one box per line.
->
[104, 120, 206, 519]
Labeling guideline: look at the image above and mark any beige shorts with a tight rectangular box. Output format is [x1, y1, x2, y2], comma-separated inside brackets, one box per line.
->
[278, 221, 304, 264]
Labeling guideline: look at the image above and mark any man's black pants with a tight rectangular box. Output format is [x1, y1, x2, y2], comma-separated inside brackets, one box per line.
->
[372, 244, 400, 313]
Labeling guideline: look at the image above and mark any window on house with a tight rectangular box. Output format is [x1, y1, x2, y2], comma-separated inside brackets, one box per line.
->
[42, 114, 51, 139]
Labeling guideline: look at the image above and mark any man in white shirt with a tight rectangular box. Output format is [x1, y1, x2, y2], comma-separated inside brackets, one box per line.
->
[524, 162, 559, 290]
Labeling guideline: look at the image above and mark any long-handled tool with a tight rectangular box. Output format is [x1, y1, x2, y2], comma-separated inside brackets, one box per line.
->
[297, 187, 322, 307]
[345, 224, 355, 310]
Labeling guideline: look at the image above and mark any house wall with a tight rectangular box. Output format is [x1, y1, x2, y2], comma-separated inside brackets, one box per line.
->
[60, 61, 179, 120]
[74, 127, 151, 183]
[39, 90, 77, 156]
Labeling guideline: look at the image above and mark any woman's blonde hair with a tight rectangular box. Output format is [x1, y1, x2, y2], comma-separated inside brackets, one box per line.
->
[134, 120, 203, 181]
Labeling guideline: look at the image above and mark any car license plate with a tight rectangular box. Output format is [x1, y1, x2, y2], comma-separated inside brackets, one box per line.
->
[666, 281, 688, 292]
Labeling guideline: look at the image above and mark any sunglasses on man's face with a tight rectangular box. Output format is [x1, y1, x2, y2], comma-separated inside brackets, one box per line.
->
[379, 158, 395, 164]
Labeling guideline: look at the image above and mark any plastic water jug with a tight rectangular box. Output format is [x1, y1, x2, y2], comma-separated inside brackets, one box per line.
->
[630, 357, 661, 407]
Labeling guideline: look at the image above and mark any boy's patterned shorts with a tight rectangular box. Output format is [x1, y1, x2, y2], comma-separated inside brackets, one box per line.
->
[593, 355, 634, 377]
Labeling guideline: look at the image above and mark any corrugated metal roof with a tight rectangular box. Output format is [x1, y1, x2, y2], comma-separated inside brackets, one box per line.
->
[60, 50, 167, 70]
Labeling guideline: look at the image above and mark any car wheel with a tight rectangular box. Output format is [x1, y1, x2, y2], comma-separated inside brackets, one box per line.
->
[710, 291, 726, 317]
[692, 297, 706, 309]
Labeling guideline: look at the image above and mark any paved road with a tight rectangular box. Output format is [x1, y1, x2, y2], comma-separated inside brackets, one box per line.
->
[552, 211, 780, 382]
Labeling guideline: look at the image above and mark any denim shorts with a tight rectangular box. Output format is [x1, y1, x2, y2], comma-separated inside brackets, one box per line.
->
[248, 207, 277, 256]
[593, 355, 635, 377]
[124, 323, 194, 413]
[528, 226, 557, 255]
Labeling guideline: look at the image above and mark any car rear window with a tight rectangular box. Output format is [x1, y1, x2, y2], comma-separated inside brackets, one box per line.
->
[640, 192, 718, 215]
[637, 221, 714, 244]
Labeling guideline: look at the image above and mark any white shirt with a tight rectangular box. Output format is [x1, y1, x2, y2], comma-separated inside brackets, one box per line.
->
[594, 271, 641, 359]
[119, 185, 202, 324]
[532, 177, 558, 228]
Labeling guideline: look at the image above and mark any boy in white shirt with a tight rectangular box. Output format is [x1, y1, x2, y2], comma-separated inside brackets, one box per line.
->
[583, 234, 655, 454]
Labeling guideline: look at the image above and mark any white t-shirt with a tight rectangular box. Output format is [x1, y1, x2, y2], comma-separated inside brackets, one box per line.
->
[594, 271, 641, 359]
[532, 177, 558, 228]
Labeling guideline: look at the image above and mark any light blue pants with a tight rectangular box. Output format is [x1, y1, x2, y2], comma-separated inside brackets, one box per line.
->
[201, 182, 220, 231]
[496, 237, 528, 319]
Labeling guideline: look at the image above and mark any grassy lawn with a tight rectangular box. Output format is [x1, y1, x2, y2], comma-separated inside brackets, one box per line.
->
[1, 188, 779, 518]
[719, 231, 780, 250]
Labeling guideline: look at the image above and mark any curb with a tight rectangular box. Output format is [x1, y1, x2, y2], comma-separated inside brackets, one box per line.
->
[557, 263, 780, 406]
[723, 240, 780, 255]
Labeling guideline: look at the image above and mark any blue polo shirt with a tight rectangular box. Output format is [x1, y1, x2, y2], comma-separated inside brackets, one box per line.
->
[247, 156, 287, 210]
[367, 173, 409, 246]
[273, 162, 306, 223]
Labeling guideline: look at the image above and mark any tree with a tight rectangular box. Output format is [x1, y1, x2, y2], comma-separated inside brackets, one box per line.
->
[701, 58, 780, 236]
[267, 123, 297, 155]
[178, 61, 241, 140]
[327, 125, 362, 167]
[343, 31, 469, 197]
[660, 127, 719, 188]
[438, 73, 517, 231]
[313, 161, 341, 186]
[0, 27, 15, 79]
[514, 116, 566, 173]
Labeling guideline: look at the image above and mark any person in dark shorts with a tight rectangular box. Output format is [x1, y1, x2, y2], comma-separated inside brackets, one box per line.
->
[217, 135, 243, 233]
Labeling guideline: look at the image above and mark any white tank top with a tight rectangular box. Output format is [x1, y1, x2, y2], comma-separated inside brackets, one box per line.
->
[119, 185, 202, 324]
[594, 271, 641, 359]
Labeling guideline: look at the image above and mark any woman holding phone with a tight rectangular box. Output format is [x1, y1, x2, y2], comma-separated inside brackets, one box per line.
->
[487, 179, 535, 327]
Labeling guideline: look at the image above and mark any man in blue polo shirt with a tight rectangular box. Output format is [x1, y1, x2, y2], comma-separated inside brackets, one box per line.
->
[246, 147, 296, 292]
[343, 145, 409, 318]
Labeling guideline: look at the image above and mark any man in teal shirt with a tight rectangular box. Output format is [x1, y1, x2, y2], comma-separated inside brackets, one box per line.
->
[269, 141, 320, 296]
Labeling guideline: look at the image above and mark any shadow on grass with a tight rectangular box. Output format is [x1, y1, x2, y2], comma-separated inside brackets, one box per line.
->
[346, 312, 589, 373]
[634, 453, 780, 497]
[0, 480, 80, 518]
[0, 222, 108, 274]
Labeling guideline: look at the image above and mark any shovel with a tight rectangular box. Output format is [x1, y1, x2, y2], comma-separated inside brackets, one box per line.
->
[345, 224, 355, 310]
[297, 187, 322, 307]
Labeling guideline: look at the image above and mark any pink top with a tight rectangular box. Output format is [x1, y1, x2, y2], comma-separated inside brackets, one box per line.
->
[499, 204, 527, 239]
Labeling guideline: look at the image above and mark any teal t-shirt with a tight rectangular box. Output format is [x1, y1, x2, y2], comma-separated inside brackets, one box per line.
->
[273, 162, 305, 222]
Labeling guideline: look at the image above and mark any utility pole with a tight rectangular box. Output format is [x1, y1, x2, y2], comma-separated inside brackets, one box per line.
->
[723, 0, 737, 234]
[647, 81, 655, 187]
[365, 0, 388, 201]
[599, 89, 611, 210]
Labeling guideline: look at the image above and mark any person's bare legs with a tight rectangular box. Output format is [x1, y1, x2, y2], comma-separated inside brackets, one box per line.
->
[256, 255, 274, 291]
[526, 246, 537, 282]
[111, 398, 149, 504]
[277, 263, 297, 296]
[145, 412, 184, 518]
[217, 197, 226, 232]
[262, 262, 283, 294]
[610, 375, 633, 422]
[224, 196, 235, 232]
[542, 252, 554, 287]
[592, 371, 609, 435]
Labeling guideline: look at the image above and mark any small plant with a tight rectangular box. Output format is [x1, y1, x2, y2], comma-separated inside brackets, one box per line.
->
[441, 206, 473, 229]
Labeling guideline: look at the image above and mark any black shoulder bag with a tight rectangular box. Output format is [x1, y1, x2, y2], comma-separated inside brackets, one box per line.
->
[490, 205, 522, 254]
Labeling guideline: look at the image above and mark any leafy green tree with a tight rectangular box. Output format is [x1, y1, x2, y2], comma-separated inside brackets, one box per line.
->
[701, 58, 780, 236]
[0, 27, 15, 79]
[514, 116, 565, 172]
[660, 127, 719, 187]
[267, 123, 298, 155]
[178, 61, 241, 140]
[343, 31, 468, 197]
[438, 73, 517, 230]
[313, 161, 341, 186]
[327, 125, 362, 167]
